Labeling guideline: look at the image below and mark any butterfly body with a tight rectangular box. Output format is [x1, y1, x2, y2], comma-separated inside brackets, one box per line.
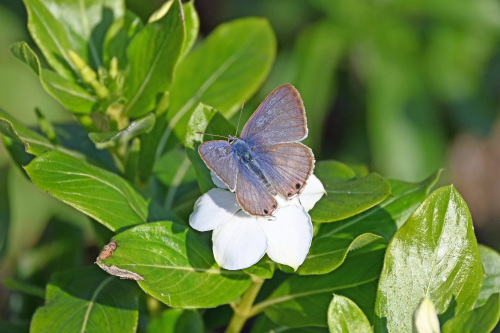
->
[199, 84, 314, 217]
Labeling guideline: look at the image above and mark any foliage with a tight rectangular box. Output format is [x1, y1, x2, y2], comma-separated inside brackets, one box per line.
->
[0, 0, 499, 332]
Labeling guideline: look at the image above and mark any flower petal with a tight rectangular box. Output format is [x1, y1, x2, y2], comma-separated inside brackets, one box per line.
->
[258, 205, 312, 270]
[189, 188, 240, 232]
[212, 211, 267, 270]
[299, 174, 326, 211]
[210, 171, 229, 190]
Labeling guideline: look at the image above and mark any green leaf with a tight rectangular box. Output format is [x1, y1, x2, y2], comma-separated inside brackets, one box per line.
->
[310, 161, 391, 222]
[327, 294, 372, 333]
[258, 246, 386, 327]
[0, 109, 53, 156]
[89, 112, 156, 149]
[297, 233, 386, 275]
[442, 293, 500, 333]
[97, 221, 251, 308]
[103, 10, 143, 69]
[317, 171, 441, 241]
[292, 21, 345, 152]
[167, 17, 276, 142]
[185, 103, 235, 193]
[477, 245, 500, 307]
[374, 185, 484, 332]
[11, 42, 98, 113]
[148, 309, 204, 333]
[123, 0, 184, 117]
[24, 151, 148, 232]
[181, 0, 199, 59]
[31, 267, 138, 333]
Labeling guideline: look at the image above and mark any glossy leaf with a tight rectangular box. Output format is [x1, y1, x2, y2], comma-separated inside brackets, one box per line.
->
[243, 257, 275, 279]
[0, 168, 8, 260]
[167, 17, 276, 142]
[23, 0, 124, 78]
[297, 233, 386, 275]
[31, 267, 138, 333]
[24, 151, 148, 232]
[185, 103, 235, 193]
[476, 245, 500, 307]
[148, 309, 204, 333]
[327, 294, 371, 333]
[442, 293, 500, 333]
[258, 246, 386, 327]
[251, 315, 328, 333]
[11, 42, 98, 113]
[97, 221, 251, 308]
[123, 0, 184, 117]
[374, 186, 484, 332]
[317, 171, 441, 241]
[89, 113, 156, 149]
[310, 161, 391, 222]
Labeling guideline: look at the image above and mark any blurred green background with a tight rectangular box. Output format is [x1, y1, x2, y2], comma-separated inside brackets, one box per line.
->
[1, 0, 500, 328]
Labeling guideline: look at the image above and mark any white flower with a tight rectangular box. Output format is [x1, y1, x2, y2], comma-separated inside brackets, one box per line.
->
[189, 172, 326, 270]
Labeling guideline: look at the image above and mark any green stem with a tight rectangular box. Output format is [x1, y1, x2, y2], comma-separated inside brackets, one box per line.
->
[225, 278, 264, 333]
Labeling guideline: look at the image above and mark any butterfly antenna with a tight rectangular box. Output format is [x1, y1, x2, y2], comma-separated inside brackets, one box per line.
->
[195, 131, 228, 139]
[235, 100, 245, 137]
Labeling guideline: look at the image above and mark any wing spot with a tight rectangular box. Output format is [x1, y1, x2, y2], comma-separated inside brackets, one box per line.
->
[295, 183, 301, 189]
[287, 192, 292, 197]
[264, 209, 269, 214]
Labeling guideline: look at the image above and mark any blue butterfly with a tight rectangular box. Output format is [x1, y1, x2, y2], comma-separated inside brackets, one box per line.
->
[199, 84, 314, 216]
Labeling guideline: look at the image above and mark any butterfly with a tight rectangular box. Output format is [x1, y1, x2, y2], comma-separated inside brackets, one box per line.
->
[198, 83, 314, 216]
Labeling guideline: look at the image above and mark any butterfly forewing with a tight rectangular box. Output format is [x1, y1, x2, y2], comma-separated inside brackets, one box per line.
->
[236, 166, 278, 216]
[199, 141, 239, 191]
[254, 142, 314, 199]
[241, 84, 307, 145]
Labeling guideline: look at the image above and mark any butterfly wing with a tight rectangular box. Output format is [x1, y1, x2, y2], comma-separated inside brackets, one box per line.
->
[236, 165, 278, 216]
[254, 142, 314, 199]
[199, 141, 238, 191]
[240, 84, 307, 145]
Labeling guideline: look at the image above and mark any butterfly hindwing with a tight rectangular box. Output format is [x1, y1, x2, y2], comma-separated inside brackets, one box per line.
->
[241, 84, 307, 145]
[236, 165, 278, 216]
[199, 141, 238, 191]
[254, 142, 314, 199]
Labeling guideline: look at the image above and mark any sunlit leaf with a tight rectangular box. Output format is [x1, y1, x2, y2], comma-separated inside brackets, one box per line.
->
[374, 185, 484, 332]
[97, 221, 251, 308]
[24, 151, 149, 232]
[123, 0, 184, 117]
[167, 17, 276, 142]
[327, 294, 371, 333]
[23, 0, 124, 78]
[297, 233, 386, 275]
[30, 267, 138, 333]
[317, 171, 441, 241]
[11, 42, 98, 113]
[310, 161, 391, 222]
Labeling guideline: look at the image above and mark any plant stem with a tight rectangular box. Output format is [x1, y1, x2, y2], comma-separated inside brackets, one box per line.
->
[225, 277, 264, 333]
